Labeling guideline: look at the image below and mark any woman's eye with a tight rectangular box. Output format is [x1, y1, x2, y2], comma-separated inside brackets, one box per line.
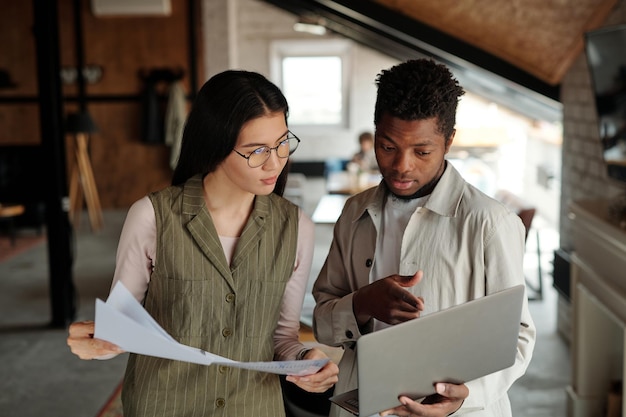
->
[252, 147, 267, 155]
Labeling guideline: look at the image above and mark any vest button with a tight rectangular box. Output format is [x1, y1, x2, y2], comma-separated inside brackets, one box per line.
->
[215, 398, 226, 408]
[218, 365, 228, 374]
[225, 293, 235, 303]
[365, 259, 373, 267]
[345, 330, 353, 339]
[222, 328, 233, 338]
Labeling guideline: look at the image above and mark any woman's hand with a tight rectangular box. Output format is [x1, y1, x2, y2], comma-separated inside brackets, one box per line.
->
[285, 347, 339, 393]
[67, 320, 124, 360]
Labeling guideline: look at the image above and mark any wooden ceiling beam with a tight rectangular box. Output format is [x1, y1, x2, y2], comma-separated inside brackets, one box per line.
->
[264, 0, 560, 102]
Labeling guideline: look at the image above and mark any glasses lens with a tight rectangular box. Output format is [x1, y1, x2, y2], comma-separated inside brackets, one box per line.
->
[248, 147, 270, 168]
[246, 135, 299, 167]
[284, 137, 299, 156]
[275, 139, 291, 158]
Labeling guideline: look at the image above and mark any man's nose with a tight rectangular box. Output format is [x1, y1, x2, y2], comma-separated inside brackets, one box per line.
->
[393, 151, 414, 173]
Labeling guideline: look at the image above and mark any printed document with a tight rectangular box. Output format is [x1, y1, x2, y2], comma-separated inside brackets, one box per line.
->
[94, 282, 328, 376]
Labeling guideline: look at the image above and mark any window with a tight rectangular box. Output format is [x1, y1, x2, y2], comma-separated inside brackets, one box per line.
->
[270, 39, 352, 128]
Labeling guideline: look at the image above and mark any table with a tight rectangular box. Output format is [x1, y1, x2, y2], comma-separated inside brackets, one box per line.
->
[311, 194, 349, 224]
[326, 170, 381, 195]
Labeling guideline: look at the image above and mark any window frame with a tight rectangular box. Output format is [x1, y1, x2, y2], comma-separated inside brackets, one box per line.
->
[270, 39, 352, 130]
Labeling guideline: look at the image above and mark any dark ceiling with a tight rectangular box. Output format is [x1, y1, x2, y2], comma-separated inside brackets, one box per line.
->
[263, 0, 618, 122]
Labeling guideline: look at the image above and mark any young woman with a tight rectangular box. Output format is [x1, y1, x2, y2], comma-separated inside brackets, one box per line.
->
[67, 70, 338, 417]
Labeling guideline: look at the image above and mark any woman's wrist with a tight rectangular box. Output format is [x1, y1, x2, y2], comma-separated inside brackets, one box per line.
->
[296, 347, 311, 360]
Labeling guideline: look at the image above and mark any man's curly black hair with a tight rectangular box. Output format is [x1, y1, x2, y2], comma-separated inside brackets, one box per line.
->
[374, 59, 465, 142]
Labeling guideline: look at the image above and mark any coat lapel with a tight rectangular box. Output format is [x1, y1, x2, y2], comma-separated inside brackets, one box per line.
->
[230, 195, 269, 269]
[182, 175, 235, 289]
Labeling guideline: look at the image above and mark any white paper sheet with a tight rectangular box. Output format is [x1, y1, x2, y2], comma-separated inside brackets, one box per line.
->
[94, 282, 328, 376]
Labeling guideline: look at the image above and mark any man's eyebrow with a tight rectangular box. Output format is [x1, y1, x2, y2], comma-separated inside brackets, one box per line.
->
[375, 133, 394, 143]
[376, 134, 435, 147]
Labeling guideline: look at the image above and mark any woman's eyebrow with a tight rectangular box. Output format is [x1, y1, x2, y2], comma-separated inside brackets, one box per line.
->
[239, 130, 289, 148]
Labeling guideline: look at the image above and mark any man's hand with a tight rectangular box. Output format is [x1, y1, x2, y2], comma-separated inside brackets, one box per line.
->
[380, 382, 468, 416]
[353, 271, 424, 326]
[285, 347, 339, 393]
[67, 320, 124, 360]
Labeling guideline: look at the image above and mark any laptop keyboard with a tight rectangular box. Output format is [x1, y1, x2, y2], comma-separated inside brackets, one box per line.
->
[345, 397, 359, 407]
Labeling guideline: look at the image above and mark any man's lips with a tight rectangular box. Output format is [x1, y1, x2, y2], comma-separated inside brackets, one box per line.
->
[387, 178, 415, 190]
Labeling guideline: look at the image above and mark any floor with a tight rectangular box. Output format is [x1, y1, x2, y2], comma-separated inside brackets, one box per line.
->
[0, 178, 570, 417]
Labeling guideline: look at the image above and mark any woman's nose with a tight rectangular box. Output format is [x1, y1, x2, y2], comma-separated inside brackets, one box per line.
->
[263, 148, 282, 169]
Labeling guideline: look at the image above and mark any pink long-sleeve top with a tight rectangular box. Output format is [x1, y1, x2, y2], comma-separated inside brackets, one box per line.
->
[110, 195, 315, 361]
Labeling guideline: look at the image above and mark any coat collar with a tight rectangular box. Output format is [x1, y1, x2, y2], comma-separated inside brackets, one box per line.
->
[423, 162, 466, 218]
[351, 161, 466, 221]
[179, 174, 273, 288]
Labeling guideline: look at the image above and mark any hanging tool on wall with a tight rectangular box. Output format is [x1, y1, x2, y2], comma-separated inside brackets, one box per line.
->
[139, 67, 185, 145]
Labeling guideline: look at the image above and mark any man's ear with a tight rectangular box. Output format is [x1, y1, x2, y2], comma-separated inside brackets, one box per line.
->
[444, 129, 456, 154]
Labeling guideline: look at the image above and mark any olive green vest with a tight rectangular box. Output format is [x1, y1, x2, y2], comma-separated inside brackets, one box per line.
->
[122, 175, 299, 417]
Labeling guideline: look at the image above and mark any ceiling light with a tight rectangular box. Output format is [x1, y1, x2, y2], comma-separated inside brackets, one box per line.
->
[293, 16, 327, 36]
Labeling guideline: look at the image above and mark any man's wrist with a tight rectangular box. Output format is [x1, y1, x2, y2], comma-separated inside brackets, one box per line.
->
[352, 289, 370, 326]
[448, 400, 464, 416]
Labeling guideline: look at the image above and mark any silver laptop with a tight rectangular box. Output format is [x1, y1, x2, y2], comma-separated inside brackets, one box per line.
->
[330, 285, 525, 416]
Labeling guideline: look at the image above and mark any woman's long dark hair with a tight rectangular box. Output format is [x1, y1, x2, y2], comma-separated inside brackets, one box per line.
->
[171, 70, 290, 195]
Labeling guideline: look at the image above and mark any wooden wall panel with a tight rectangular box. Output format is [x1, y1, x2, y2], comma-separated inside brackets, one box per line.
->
[0, 105, 41, 145]
[78, 1, 193, 95]
[0, 1, 38, 95]
[0, 2, 40, 146]
[0, 0, 202, 209]
[64, 102, 173, 209]
[373, 0, 617, 85]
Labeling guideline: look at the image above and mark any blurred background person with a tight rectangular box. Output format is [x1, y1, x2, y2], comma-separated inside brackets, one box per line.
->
[350, 131, 378, 172]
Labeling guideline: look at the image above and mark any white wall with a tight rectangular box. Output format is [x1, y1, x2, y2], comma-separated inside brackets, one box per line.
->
[559, 0, 626, 249]
[201, 0, 398, 161]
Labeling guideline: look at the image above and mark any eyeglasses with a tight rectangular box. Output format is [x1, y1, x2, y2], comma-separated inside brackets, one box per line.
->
[233, 131, 301, 168]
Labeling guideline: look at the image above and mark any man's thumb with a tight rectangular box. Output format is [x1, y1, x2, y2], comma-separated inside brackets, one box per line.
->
[397, 270, 423, 287]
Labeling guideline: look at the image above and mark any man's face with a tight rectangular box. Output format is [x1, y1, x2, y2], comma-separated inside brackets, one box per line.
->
[374, 114, 453, 197]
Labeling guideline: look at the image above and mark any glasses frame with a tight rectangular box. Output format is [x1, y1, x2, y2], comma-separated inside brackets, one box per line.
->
[232, 131, 301, 168]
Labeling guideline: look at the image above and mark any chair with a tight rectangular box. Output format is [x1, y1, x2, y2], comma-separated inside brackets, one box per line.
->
[0, 203, 25, 247]
[494, 190, 543, 301]
[281, 375, 334, 417]
[284, 173, 307, 207]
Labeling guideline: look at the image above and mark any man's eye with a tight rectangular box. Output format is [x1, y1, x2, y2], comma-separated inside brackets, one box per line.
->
[279, 139, 289, 147]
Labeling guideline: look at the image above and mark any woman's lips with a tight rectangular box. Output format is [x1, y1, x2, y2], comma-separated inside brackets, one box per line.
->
[261, 176, 278, 186]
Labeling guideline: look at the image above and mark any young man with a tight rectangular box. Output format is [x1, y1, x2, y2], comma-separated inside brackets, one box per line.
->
[312, 59, 535, 417]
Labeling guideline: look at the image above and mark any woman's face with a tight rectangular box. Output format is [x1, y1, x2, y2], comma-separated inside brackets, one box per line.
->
[221, 112, 289, 196]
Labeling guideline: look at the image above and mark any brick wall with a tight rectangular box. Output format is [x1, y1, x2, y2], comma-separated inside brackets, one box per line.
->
[559, 0, 626, 249]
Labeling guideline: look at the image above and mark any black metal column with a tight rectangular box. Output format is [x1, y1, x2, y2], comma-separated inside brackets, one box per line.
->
[33, 0, 76, 328]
